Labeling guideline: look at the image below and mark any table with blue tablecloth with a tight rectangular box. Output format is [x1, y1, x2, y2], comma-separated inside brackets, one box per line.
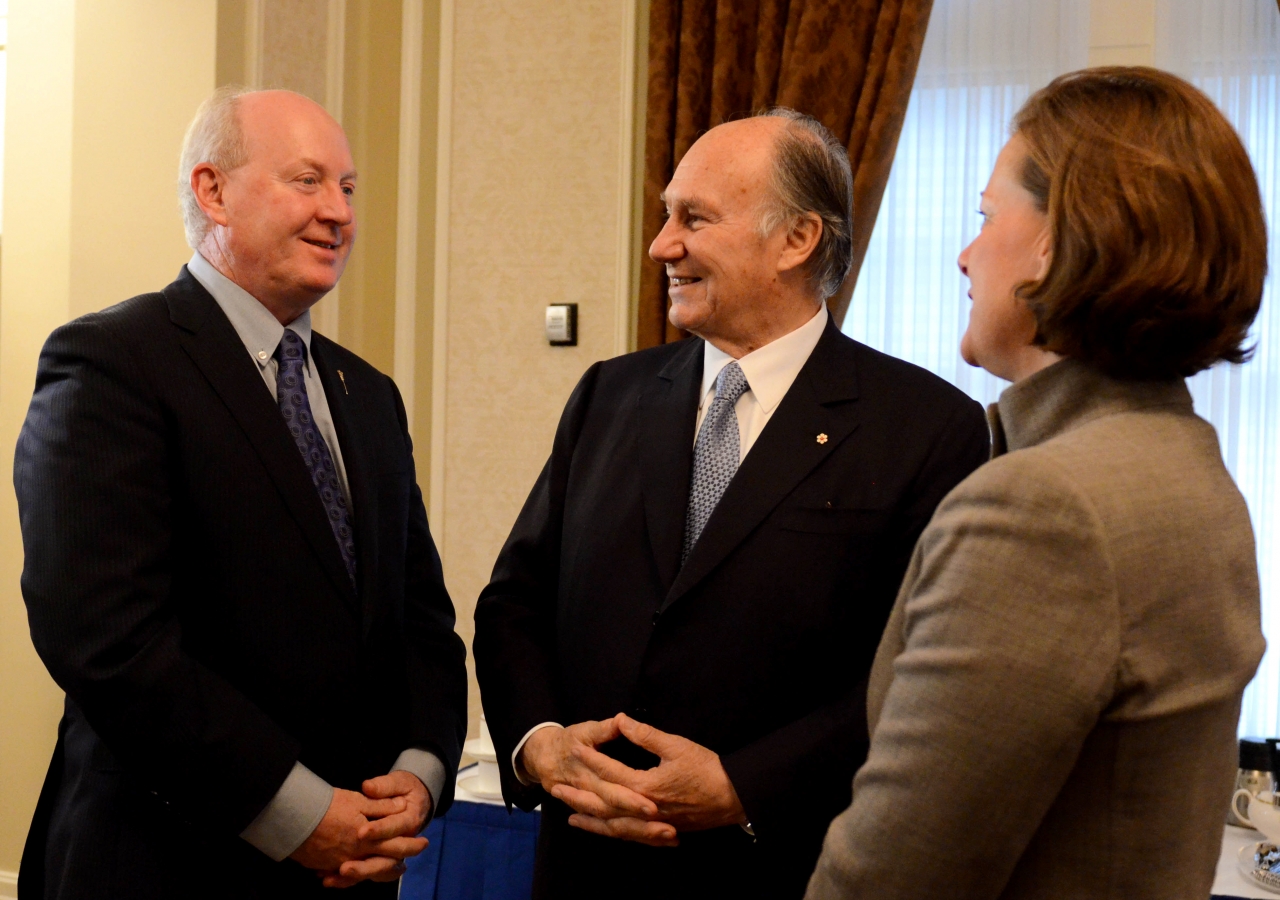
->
[401, 775, 1272, 900]
[401, 766, 539, 900]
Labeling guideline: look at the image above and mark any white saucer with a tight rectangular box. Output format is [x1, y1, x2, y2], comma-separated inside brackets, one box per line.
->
[458, 769, 503, 800]
[1238, 841, 1280, 894]
[463, 737, 498, 763]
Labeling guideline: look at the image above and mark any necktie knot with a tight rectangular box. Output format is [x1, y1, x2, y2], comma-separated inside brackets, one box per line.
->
[715, 361, 749, 407]
[275, 329, 307, 365]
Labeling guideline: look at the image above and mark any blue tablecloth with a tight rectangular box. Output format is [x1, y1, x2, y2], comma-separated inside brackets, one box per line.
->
[401, 799, 539, 900]
[399, 799, 1247, 900]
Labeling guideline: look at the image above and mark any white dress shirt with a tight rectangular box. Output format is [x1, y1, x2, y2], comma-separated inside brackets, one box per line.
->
[187, 253, 445, 861]
[510, 303, 829, 784]
[694, 302, 828, 457]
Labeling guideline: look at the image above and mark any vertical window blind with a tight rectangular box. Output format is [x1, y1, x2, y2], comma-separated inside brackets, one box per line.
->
[1156, 0, 1280, 737]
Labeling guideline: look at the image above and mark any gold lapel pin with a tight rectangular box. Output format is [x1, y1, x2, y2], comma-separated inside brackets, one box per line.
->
[816, 433, 828, 445]
[337, 370, 349, 395]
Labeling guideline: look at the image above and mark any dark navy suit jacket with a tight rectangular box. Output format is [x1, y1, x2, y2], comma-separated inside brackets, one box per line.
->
[16, 268, 467, 899]
[474, 320, 990, 899]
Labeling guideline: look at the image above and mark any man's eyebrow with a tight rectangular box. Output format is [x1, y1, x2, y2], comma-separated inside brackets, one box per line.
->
[297, 157, 358, 181]
[660, 194, 710, 214]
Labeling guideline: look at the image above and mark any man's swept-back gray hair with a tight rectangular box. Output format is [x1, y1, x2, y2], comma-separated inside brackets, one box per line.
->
[756, 108, 854, 300]
[177, 85, 252, 249]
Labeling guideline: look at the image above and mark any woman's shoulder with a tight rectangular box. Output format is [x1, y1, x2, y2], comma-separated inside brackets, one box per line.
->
[930, 403, 1250, 585]
[969, 401, 1231, 513]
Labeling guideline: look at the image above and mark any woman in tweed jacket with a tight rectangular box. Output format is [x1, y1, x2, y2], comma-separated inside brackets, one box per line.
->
[807, 67, 1268, 900]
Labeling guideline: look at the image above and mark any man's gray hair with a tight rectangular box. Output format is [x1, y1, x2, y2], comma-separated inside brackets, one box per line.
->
[755, 108, 854, 300]
[177, 85, 252, 249]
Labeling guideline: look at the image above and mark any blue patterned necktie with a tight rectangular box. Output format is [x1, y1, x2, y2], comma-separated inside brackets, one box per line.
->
[683, 361, 750, 563]
[275, 329, 357, 587]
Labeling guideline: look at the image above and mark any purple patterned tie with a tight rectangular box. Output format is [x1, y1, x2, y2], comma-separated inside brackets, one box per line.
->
[275, 329, 357, 586]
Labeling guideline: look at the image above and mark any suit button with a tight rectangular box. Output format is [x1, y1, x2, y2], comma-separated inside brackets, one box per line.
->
[632, 706, 648, 719]
[651, 611, 661, 625]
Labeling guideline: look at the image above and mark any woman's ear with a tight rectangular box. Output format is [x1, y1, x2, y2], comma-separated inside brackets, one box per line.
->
[777, 212, 824, 275]
[1032, 222, 1053, 281]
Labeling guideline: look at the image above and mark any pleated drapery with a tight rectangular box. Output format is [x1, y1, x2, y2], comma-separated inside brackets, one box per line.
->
[639, 0, 936, 349]
[842, 0, 1089, 407]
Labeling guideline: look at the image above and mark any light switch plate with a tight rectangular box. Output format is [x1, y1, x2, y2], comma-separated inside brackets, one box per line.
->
[545, 304, 578, 346]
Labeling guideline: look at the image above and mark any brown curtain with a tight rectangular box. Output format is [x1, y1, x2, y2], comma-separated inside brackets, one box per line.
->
[638, 0, 935, 349]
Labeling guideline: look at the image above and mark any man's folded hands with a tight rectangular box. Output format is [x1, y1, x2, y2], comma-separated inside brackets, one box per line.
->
[523, 713, 746, 848]
[291, 770, 434, 889]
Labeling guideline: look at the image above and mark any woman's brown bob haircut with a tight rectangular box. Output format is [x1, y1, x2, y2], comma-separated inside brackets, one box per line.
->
[1013, 66, 1267, 379]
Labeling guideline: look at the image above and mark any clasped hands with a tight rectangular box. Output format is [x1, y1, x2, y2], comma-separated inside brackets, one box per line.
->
[290, 770, 432, 889]
[521, 713, 746, 848]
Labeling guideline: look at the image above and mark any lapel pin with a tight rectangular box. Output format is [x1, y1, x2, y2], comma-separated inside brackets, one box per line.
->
[816, 433, 828, 445]
[337, 370, 349, 395]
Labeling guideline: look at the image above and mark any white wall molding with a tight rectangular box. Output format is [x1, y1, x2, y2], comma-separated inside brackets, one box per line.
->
[244, 0, 264, 88]
[314, 0, 348, 341]
[394, 0, 424, 433]
[0, 868, 18, 899]
[428, 0, 454, 536]
[612, 0, 641, 357]
[325, 0, 347, 118]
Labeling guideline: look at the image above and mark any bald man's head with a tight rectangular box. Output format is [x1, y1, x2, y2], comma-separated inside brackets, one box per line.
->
[182, 87, 357, 323]
[648, 109, 852, 356]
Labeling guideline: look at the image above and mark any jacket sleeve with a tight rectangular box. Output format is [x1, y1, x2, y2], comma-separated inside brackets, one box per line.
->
[472, 363, 602, 811]
[721, 396, 992, 839]
[803, 453, 1119, 899]
[391, 379, 469, 818]
[15, 317, 302, 835]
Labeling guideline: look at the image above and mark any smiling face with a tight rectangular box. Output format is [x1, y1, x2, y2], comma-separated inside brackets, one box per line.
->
[196, 91, 356, 323]
[958, 134, 1056, 382]
[649, 118, 819, 356]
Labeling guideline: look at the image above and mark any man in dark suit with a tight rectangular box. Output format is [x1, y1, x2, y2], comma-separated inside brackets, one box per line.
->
[15, 87, 467, 899]
[473, 110, 991, 898]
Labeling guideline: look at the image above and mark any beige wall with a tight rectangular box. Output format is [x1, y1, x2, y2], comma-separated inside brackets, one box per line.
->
[338, 0, 403, 378]
[436, 0, 640, 736]
[0, 0, 218, 875]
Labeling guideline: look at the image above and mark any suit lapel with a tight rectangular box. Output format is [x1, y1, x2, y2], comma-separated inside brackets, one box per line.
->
[164, 271, 359, 610]
[638, 339, 703, 594]
[311, 337, 380, 635]
[660, 321, 862, 613]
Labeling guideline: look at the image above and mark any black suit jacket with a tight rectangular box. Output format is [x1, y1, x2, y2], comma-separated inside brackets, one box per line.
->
[473, 321, 990, 899]
[15, 268, 468, 900]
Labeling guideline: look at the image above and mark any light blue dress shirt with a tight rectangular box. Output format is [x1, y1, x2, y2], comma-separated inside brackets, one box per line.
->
[188, 253, 445, 861]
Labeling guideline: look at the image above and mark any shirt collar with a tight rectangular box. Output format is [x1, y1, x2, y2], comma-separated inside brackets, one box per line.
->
[699, 303, 828, 412]
[187, 252, 313, 371]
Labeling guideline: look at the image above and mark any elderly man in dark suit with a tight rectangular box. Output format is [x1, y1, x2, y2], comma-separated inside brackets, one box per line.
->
[473, 109, 991, 899]
[16, 87, 467, 899]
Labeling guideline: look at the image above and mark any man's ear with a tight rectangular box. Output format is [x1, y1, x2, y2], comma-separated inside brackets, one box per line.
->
[777, 212, 823, 275]
[191, 163, 231, 228]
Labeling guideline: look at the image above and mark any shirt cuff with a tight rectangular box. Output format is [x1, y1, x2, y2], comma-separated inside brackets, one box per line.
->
[511, 722, 564, 786]
[391, 748, 447, 824]
[239, 761, 333, 862]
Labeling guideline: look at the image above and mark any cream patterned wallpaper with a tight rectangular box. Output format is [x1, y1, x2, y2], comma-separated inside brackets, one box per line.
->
[441, 0, 629, 726]
[261, 0, 328, 100]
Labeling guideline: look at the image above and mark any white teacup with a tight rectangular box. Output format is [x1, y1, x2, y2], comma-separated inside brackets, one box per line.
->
[1233, 789, 1280, 841]
[474, 759, 501, 793]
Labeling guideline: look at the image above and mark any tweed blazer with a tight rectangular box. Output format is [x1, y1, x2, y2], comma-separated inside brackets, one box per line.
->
[806, 357, 1265, 900]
